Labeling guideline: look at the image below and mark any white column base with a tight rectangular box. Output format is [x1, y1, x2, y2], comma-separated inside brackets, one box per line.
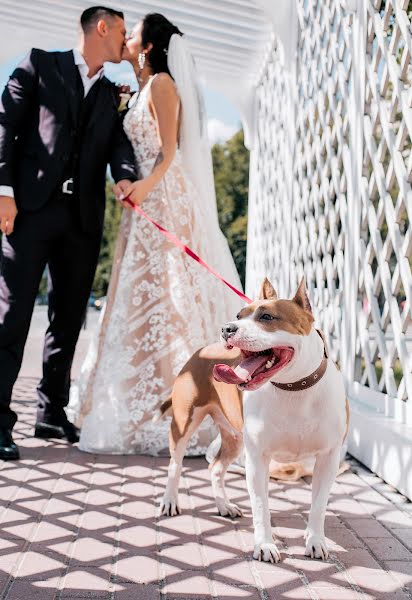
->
[348, 396, 412, 500]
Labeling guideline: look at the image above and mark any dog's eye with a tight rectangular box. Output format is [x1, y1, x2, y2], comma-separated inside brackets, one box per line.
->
[260, 313, 275, 321]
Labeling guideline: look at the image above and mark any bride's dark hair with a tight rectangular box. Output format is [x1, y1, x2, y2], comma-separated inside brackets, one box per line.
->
[141, 13, 183, 76]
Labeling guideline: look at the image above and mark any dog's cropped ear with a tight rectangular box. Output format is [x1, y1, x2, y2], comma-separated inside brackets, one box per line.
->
[293, 277, 312, 313]
[258, 278, 278, 300]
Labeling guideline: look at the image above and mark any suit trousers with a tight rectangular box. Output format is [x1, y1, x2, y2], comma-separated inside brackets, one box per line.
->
[0, 192, 102, 429]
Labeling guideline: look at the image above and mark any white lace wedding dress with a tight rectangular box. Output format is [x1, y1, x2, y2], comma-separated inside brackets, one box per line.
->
[68, 77, 244, 455]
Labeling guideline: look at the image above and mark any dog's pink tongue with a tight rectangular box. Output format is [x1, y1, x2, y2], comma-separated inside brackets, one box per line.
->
[213, 354, 268, 384]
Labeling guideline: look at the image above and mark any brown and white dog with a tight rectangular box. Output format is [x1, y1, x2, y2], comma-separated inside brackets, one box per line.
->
[159, 278, 348, 562]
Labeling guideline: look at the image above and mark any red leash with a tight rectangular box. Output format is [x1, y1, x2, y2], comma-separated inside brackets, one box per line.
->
[123, 196, 253, 304]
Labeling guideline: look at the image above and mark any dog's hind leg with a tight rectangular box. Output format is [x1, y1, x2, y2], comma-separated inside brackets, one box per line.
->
[159, 409, 205, 517]
[209, 424, 243, 518]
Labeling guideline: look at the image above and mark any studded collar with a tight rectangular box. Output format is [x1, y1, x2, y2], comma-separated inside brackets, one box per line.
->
[271, 329, 329, 392]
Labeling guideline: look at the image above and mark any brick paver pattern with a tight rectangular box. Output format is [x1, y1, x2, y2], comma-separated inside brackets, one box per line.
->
[0, 378, 412, 599]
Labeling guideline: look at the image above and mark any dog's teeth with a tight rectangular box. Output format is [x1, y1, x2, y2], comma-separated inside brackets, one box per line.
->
[266, 360, 274, 369]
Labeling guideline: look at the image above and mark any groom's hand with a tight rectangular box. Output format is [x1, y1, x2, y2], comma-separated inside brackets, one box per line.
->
[113, 179, 133, 203]
[0, 196, 18, 236]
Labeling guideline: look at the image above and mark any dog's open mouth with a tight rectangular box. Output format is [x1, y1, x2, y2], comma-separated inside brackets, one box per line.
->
[213, 346, 294, 390]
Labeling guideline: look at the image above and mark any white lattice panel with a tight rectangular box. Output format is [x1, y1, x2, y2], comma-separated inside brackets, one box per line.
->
[356, 0, 412, 417]
[246, 39, 295, 299]
[247, 0, 353, 367]
[247, 0, 412, 427]
[290, 0, 354, 366]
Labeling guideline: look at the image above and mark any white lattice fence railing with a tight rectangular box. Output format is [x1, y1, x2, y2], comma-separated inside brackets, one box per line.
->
[290, 0, 354, 368]
[355, 0, 412, 416]
[246, 38, 294, 301]
[246, 0, 412, 497]
[248, 0, 354, 365]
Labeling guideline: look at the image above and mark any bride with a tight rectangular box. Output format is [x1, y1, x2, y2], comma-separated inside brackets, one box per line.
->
[68, 13, 244, 455]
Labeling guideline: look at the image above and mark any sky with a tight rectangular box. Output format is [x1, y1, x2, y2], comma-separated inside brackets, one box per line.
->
[0, 53, 242, 145]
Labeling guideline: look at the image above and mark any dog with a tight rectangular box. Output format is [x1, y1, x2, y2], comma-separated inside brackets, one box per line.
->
[159, 278, 349, 562]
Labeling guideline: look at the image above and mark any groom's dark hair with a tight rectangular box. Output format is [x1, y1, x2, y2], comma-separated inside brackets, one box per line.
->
[80, 6, 124, 33]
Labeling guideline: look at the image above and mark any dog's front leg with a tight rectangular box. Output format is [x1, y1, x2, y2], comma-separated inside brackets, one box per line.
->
[305, 446, 340, 560]
[245, 448, 280, 563]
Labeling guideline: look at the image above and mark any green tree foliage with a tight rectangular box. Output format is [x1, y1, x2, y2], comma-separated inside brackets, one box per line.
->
[212, 129, 249, 286]
[92, 181, 122, 297]
[92, 129, 250, 296]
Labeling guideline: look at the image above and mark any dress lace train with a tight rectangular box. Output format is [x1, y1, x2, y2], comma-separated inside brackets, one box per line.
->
[68, 79, 244, 455]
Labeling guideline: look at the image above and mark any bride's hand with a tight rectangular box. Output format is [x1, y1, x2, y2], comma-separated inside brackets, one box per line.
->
[122, 179, 151, 207]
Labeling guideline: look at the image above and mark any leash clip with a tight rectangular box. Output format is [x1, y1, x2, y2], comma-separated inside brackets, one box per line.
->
[62, 178, 74, 195]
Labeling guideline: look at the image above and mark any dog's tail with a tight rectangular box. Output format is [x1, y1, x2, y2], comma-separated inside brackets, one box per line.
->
[152, 397, 173, 423]
[269, 457, 315, 481]
[269, 458, 350, 481]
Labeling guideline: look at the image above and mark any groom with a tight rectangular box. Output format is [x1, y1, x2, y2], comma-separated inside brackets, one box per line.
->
[0, 6, 137, 459]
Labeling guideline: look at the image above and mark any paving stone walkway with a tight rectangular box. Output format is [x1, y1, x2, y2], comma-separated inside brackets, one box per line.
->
[1, 377, 412, 599]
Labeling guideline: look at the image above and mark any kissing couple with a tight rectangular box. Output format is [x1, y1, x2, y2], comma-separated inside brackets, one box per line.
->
[0, 6, 243, 460]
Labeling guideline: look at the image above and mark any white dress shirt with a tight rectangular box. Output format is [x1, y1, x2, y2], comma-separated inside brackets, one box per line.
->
[72, 48, 104, 97]
[0, 49, 105, 199]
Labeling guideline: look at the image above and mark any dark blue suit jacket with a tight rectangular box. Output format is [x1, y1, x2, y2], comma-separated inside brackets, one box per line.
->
[0, 49, 137, 231]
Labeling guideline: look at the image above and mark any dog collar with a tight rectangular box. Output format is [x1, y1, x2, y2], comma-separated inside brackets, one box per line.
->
[271, 329, 329, 392]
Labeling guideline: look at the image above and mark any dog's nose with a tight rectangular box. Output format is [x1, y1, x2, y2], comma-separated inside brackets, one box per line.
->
[222, 323, 238, 339]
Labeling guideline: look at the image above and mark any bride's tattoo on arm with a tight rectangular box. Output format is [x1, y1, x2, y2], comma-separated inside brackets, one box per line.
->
[152, 151, 164, 171]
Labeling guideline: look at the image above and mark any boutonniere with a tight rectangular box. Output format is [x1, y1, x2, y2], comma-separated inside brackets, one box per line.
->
[116, 84, 132, 112]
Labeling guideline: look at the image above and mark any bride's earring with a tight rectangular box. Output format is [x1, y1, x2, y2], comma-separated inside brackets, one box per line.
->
[138, 52, 146, 69]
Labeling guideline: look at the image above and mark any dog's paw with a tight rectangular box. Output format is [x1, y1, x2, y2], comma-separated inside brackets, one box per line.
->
[304, 534, 329, 560]
[216, 499, 243, 518]
[253, 542, 281, 563]
[159, 494, 181, 517]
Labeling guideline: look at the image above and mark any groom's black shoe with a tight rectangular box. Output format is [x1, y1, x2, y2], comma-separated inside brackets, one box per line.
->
[34, 420, 80, 444]
[0, 428, 20, 461]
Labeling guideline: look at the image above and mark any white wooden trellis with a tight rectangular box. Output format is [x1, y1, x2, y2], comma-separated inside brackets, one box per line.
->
[247, 0, 412, 498]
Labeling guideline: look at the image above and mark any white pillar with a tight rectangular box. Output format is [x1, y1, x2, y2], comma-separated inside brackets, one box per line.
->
[342, 0, 366, 384]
